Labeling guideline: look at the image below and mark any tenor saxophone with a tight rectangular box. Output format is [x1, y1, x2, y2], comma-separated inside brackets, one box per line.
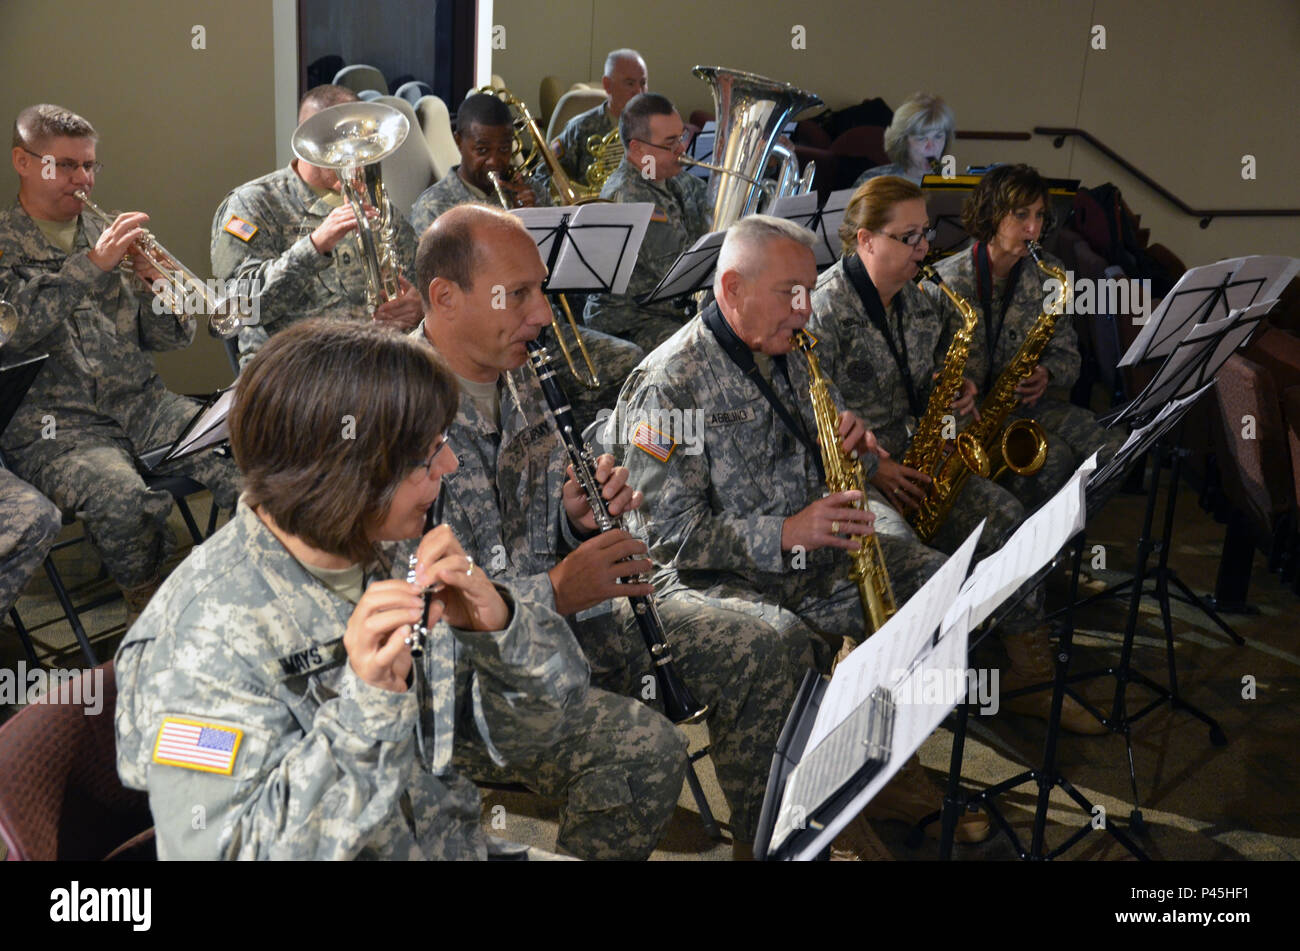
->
[793, 330, 897, 633]
[904, 265, 988, 543]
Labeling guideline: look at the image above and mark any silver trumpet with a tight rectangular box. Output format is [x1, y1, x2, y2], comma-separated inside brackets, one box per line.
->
[75, 191, 240, 337]
[292, 102, 409, 314]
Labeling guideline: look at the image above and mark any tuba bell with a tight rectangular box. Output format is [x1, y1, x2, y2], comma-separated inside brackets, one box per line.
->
[690, 66, 823, 232]
[292, 102, 409, 314]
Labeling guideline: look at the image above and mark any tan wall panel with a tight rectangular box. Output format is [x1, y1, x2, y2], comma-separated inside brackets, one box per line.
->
[0, 0, 278, 393]
[494, 0, 1300, 264]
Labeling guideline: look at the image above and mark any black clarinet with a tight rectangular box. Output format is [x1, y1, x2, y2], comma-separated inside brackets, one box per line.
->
[525, 340, 708, 724]
[405, 495, 446, 657]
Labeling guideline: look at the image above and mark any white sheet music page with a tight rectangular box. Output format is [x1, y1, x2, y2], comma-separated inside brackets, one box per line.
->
[1091, 383, 1214, 488]
[804, 522, 984, 753]
[791, 605, 974, 861]
[947, 453, 1097, 631]
[1118, 259, 1240, 368]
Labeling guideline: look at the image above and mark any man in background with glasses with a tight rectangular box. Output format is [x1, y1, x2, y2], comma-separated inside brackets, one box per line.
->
[1, 103, 238, 624]
[583, 92, 710, 353]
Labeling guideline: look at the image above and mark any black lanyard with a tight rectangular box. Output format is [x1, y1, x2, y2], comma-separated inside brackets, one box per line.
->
[843, 253, 921, 417]
[702, 304, 824, 481]
[972, 242, 1024, 392]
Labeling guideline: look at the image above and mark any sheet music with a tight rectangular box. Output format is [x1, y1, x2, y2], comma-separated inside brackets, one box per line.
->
[1120, 255, 1298, 367]
[639, 229, 726, 303]
[1091, 383, 1214, 489]
[766, 187, 854, 268]
[804, 523, 983, 752]
[946, 453, 1097, 632]
[165, 386, 234, 463]
[791, 605, 973, 861]
[511, 203, 654, 295]
[1115, 301, 1271, 427]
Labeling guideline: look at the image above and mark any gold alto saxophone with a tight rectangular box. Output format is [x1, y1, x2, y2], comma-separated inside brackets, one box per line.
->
[904, 265, 988, 543]
[959, 239, 1069, 488]
[793, 330, 897, 633]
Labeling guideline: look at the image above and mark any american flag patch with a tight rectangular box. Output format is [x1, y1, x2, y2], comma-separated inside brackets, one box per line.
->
[631, 421, 676, 462]
[223, 214, 258, 242]
[153, 718, 243, 775]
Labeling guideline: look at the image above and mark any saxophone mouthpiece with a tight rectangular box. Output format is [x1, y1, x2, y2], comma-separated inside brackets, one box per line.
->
[1024, 239, 1044, 263]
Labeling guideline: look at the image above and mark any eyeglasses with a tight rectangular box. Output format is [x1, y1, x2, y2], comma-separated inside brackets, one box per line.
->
[879, 227, 936, 248]
[631, 131, 690, 151]
[409, 433, 452, 480]
[20, 147, 102, 175]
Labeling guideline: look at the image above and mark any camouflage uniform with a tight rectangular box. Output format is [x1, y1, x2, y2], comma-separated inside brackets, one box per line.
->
[551, 102, 615, 185]
[808, 256, 1026, 557]
[408, 170, 643, 433]
[115, 502, 589, 860]
[613, 304, 947, 670]
[210, 165, 418, 367]
[583, 161, 710, 352]
[416, 332, 796, 845]
[809, 256, 1043, 635]
[408, 165, 552, 236]
[929, 246, 1127, 512]
[0, 201, 240, 589]
[0, 468, 60, 616]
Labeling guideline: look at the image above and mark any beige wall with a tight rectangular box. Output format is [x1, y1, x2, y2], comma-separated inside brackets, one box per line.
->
[494, 0, 1300, 267]
[0, 0, 279, 392]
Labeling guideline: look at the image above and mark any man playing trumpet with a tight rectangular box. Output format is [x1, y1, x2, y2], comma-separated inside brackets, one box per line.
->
[1, 103, 238, 621]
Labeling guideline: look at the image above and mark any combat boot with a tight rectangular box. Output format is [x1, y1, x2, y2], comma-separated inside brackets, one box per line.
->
[1001, 627, 1107, 735]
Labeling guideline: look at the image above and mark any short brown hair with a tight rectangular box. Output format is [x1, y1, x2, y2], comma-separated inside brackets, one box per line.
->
[619, 92, 676, 147]
[839, 176, 924, 255]
[12, 104, 96, 150]
[230, 319, 458, 562]
[415, 203, 521, 304]
[298, 84, 360, 123]
[961, 164, 1053, 243]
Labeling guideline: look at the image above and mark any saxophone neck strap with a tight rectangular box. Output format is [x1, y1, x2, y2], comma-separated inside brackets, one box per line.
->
[972, 241, 1025, 392]
[844, 253, 921, 417]
[703, 303, 823, 480]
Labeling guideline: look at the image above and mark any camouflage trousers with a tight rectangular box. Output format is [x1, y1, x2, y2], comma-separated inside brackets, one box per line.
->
[454, 681, 686, 861]
[557, 323, 646, 434]
[584, 301, 689, 356]
[0, 468, 61, 616]
[1004, 399, 1128, 515]
[6, 398, 240, 589]
[574, 596, 802, 844]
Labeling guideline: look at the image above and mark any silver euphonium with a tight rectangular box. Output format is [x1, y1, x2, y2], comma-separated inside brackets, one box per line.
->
[689, 66, 823, 231]
[291, 102, 409, 313]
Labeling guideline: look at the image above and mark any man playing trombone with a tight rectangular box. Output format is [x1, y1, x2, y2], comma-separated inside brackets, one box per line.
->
[1, 103, 239, 621]
[211, 85, 423, 369]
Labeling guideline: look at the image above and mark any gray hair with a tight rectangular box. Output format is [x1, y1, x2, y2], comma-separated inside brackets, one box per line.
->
[715, 215, 816, 291]
[884, 93, 955, 167]
[12, 104, 96, 149]
[604, 48, 645, 77]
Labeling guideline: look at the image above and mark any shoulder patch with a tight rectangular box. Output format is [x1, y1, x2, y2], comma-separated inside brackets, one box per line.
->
[650, 206, 669, 223]
[631, 421, 676, 462]
[223, 214, 258, 242]
[153, 717, 243, 775]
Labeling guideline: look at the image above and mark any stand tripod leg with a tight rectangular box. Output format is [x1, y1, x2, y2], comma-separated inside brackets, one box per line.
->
[1168, 574, 1246, 645]
[937, 701, 971, 861]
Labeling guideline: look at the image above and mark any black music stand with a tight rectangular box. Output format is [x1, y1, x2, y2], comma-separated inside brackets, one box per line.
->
[639, 229, 726, 306]
[766, 188, 854, 269]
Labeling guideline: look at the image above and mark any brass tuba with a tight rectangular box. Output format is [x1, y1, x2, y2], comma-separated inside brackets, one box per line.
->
[690, 66, 823, 232]
[793, 330, 897, 633]
[292, 101, 409, 314]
